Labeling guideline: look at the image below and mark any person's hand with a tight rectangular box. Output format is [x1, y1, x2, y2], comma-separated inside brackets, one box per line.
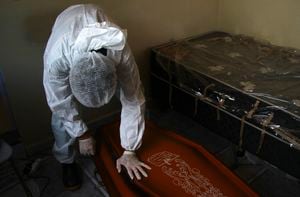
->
[116, 151, 151, 180]
[78, 131, 95, 156]
[78, 137, 95, 156]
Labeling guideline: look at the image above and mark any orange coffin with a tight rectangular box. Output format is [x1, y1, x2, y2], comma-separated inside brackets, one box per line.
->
[95, 121, 258, 197]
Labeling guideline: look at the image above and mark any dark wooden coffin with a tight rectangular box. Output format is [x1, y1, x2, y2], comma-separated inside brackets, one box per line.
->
[150, 32, 300, 179]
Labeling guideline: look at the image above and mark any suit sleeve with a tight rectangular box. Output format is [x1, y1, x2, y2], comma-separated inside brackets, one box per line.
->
[116, 44, 145, 151]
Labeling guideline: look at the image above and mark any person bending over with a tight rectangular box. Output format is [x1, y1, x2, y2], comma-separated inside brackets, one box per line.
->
[43, 4, 150, 190]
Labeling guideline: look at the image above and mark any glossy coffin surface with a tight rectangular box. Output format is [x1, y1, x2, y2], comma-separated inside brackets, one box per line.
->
[95, 121, 258, 196]
[150, 32, 300, 179]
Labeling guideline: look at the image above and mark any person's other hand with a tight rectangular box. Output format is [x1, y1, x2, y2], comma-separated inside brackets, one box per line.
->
[78, 131, 95, 156]
[116, 151, 151, 180]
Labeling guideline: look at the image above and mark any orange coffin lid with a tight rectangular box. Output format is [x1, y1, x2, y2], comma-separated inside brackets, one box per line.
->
[95, 121, 258, 197]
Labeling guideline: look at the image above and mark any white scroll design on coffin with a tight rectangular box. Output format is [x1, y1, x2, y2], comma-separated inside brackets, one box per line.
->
[147, 151, 227, 197]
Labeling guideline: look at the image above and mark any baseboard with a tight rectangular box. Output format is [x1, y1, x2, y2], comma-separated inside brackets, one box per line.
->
[26, 136, 54, 156]
[26, 110, 121, 155]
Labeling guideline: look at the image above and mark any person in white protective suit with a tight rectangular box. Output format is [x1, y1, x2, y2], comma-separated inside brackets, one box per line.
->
[43, 4, 151, 190]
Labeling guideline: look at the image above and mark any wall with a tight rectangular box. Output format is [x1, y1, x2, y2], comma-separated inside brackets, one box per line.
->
[0, 0, 218, 150]
[218, 0, 300, 49]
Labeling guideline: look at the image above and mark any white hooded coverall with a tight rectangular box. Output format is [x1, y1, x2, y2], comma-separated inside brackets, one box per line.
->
[43, 4, 145, 163]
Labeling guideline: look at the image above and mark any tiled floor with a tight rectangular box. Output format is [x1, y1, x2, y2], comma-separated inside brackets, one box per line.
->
[1, 152, 107, 197]
[149, 109, 300, 197]
[1, 109, 300, 197]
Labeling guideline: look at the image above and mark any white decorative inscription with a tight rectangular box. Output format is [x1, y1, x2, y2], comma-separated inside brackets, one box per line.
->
[147, 151, 227, 197]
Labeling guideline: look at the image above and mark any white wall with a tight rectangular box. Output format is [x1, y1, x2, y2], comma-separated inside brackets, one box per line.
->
[0, 0, 218, 149]
[218, 0, 300, 49]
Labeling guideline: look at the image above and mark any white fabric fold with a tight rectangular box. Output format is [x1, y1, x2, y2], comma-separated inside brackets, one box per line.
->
[74, 22, 127, 52]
